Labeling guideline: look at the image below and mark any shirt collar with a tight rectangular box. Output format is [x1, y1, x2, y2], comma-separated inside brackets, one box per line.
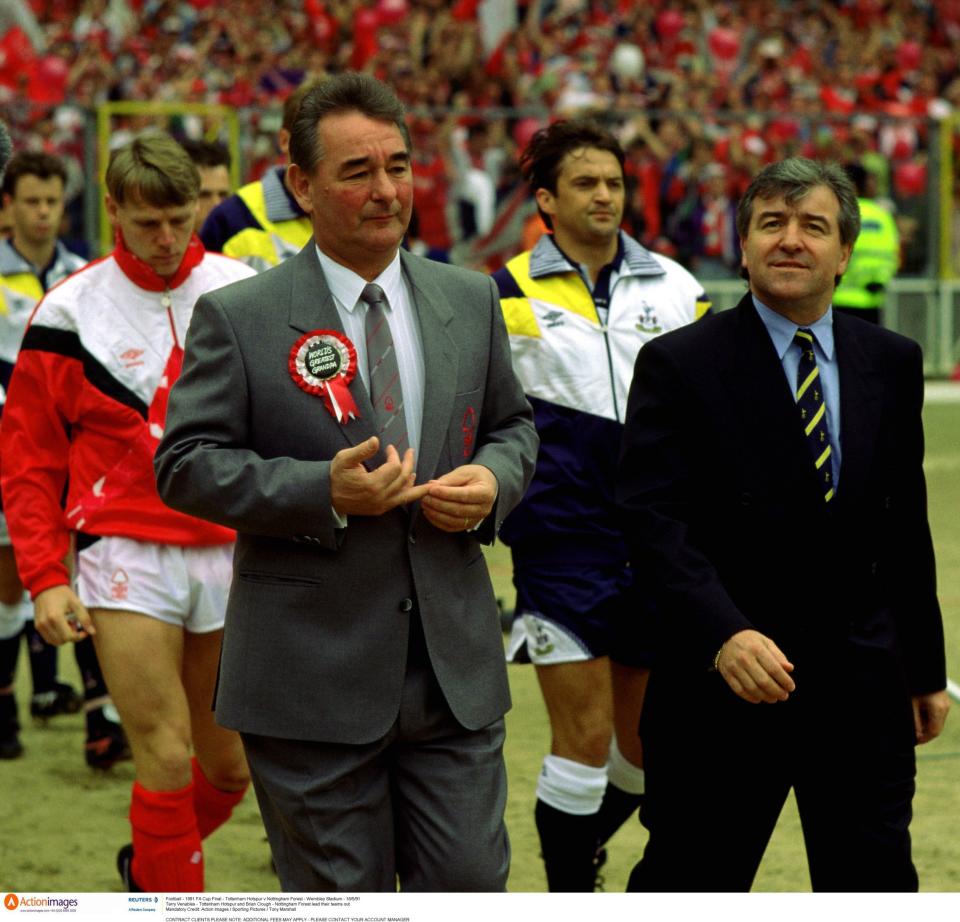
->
[549, 234, 625, 279]
[113, 230, 205, 292]
[314, 246, 403, 312]
[752, 295, 835, 361]
[528, 230, 665, 280]
[263, 166, 308, 222]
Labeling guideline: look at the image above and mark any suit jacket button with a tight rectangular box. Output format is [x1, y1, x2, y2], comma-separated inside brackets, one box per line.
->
[409, 534, 416, 544]
[399, 598, 414, 613]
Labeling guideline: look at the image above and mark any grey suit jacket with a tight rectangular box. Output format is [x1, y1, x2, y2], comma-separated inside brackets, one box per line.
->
[155, 244, 538, 744]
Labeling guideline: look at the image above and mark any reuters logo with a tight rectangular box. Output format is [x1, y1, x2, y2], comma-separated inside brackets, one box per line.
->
[3, 893, 18, 910]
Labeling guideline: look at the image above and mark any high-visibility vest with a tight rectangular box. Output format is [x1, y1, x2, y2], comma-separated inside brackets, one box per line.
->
[833, 198, 899, 310]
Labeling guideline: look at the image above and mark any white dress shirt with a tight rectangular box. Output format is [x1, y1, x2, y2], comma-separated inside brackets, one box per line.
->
[314, 246, 426, 458]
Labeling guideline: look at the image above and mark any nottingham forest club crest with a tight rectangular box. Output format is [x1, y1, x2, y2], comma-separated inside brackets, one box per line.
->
[635, 301, 662, 334]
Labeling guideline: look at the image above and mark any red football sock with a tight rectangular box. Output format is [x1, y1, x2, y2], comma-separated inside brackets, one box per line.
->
[129, 781, 204, 892]
[191, 757, 247, 839]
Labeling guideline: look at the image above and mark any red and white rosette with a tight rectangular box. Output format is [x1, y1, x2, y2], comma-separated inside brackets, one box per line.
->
[289, 329, 360, 423]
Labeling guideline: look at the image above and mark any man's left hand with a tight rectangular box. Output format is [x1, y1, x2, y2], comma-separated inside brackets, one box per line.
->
[912, 690, 950, 745]
[421, 464, 498, 532]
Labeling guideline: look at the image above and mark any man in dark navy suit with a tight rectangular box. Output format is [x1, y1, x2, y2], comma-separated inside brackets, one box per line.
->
[617, 157, 949, 891]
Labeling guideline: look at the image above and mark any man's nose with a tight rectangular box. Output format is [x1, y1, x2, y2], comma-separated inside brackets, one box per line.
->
[779, 220, 803, 248]
[370, 169, 397, 201]
[157, 223, 175, 247]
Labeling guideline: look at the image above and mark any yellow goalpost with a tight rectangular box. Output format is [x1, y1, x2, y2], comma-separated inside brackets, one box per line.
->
[95, 101, 241, 254]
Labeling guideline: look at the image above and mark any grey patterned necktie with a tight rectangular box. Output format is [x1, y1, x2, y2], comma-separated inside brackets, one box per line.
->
[361, 283, 409, 452]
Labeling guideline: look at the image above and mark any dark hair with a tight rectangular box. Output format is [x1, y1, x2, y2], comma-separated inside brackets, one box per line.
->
[288, 73, 410, 173]
[519, 119, 625, 230]
[180, 139, 231, 171]
[282, 76, 326, 133]
[737, 157, 860, 246]
[736, 157, 860, 286]
[2, 151, 68, 199]
[106, 133, 200, 206]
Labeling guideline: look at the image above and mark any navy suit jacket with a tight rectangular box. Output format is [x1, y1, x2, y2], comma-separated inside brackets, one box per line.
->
[616, 292, 945, 742]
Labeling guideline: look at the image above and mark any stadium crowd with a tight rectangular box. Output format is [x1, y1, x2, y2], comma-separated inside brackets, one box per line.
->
[0, 0, 959, 273]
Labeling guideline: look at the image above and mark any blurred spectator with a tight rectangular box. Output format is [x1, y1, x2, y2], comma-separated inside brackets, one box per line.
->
[449, 120, 505, 242]
[0, 1, 44, 52]
[409, 117, 453, 254]
[181, 139, 232, 231]
[2, 0, 958, 274]
[199, 76, 317, 271]
[680, 163, 740, 280]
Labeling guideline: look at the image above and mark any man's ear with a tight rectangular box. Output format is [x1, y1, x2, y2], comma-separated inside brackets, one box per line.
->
[286, 163, 313, 214]
[534, 186, 555, 220]
[836, 241, 853, 277]
[104, 193, 119, 228]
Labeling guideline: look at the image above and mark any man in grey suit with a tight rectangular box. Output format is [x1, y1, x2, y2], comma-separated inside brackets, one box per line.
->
[154, 74, 537, 892]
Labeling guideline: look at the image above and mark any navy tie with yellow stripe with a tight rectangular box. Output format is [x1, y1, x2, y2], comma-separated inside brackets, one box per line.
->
[794, 328, 834, 502]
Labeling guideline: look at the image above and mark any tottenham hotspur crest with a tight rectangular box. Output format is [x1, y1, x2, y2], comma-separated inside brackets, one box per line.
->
[635, 301, 662, 334]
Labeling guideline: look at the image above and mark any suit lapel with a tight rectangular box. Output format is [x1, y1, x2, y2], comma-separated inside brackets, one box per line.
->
[287, 244, 379, 455]
[400, 250, 458, 485]
[833, 312, 882, 505]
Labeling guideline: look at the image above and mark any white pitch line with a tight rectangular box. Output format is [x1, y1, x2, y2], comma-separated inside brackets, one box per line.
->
[925, 382, 960, 403]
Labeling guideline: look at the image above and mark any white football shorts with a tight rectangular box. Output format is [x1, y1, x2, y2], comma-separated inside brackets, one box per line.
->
[76, 536, 233, 634]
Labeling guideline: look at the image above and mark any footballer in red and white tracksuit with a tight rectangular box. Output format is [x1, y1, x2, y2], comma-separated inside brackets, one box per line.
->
[0, 235, 252, 593]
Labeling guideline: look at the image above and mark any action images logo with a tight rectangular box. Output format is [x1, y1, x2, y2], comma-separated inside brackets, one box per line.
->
[4, 894, 79, 910]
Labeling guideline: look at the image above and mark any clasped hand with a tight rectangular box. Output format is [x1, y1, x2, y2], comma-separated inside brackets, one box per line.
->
[331, 438, 429, 516]
[330, 437, 497, 531]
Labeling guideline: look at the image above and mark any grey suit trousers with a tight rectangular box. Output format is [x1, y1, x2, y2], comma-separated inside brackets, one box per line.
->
[242, 620, 510, 892]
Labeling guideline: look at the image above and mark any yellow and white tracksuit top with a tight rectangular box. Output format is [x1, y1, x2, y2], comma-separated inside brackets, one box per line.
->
[493, 230, 710, 560]
[199, 166, 312, 273]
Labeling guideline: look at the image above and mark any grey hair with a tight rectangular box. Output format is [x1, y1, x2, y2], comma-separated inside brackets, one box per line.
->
[736, 157, 861, 247]
[288, 73, 410, 173]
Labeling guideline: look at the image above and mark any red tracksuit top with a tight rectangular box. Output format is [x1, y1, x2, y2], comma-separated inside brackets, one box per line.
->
[0, 234, 255, 598]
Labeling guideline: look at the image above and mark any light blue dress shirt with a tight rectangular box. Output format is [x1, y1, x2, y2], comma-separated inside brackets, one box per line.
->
[753, 297, 841, 487]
